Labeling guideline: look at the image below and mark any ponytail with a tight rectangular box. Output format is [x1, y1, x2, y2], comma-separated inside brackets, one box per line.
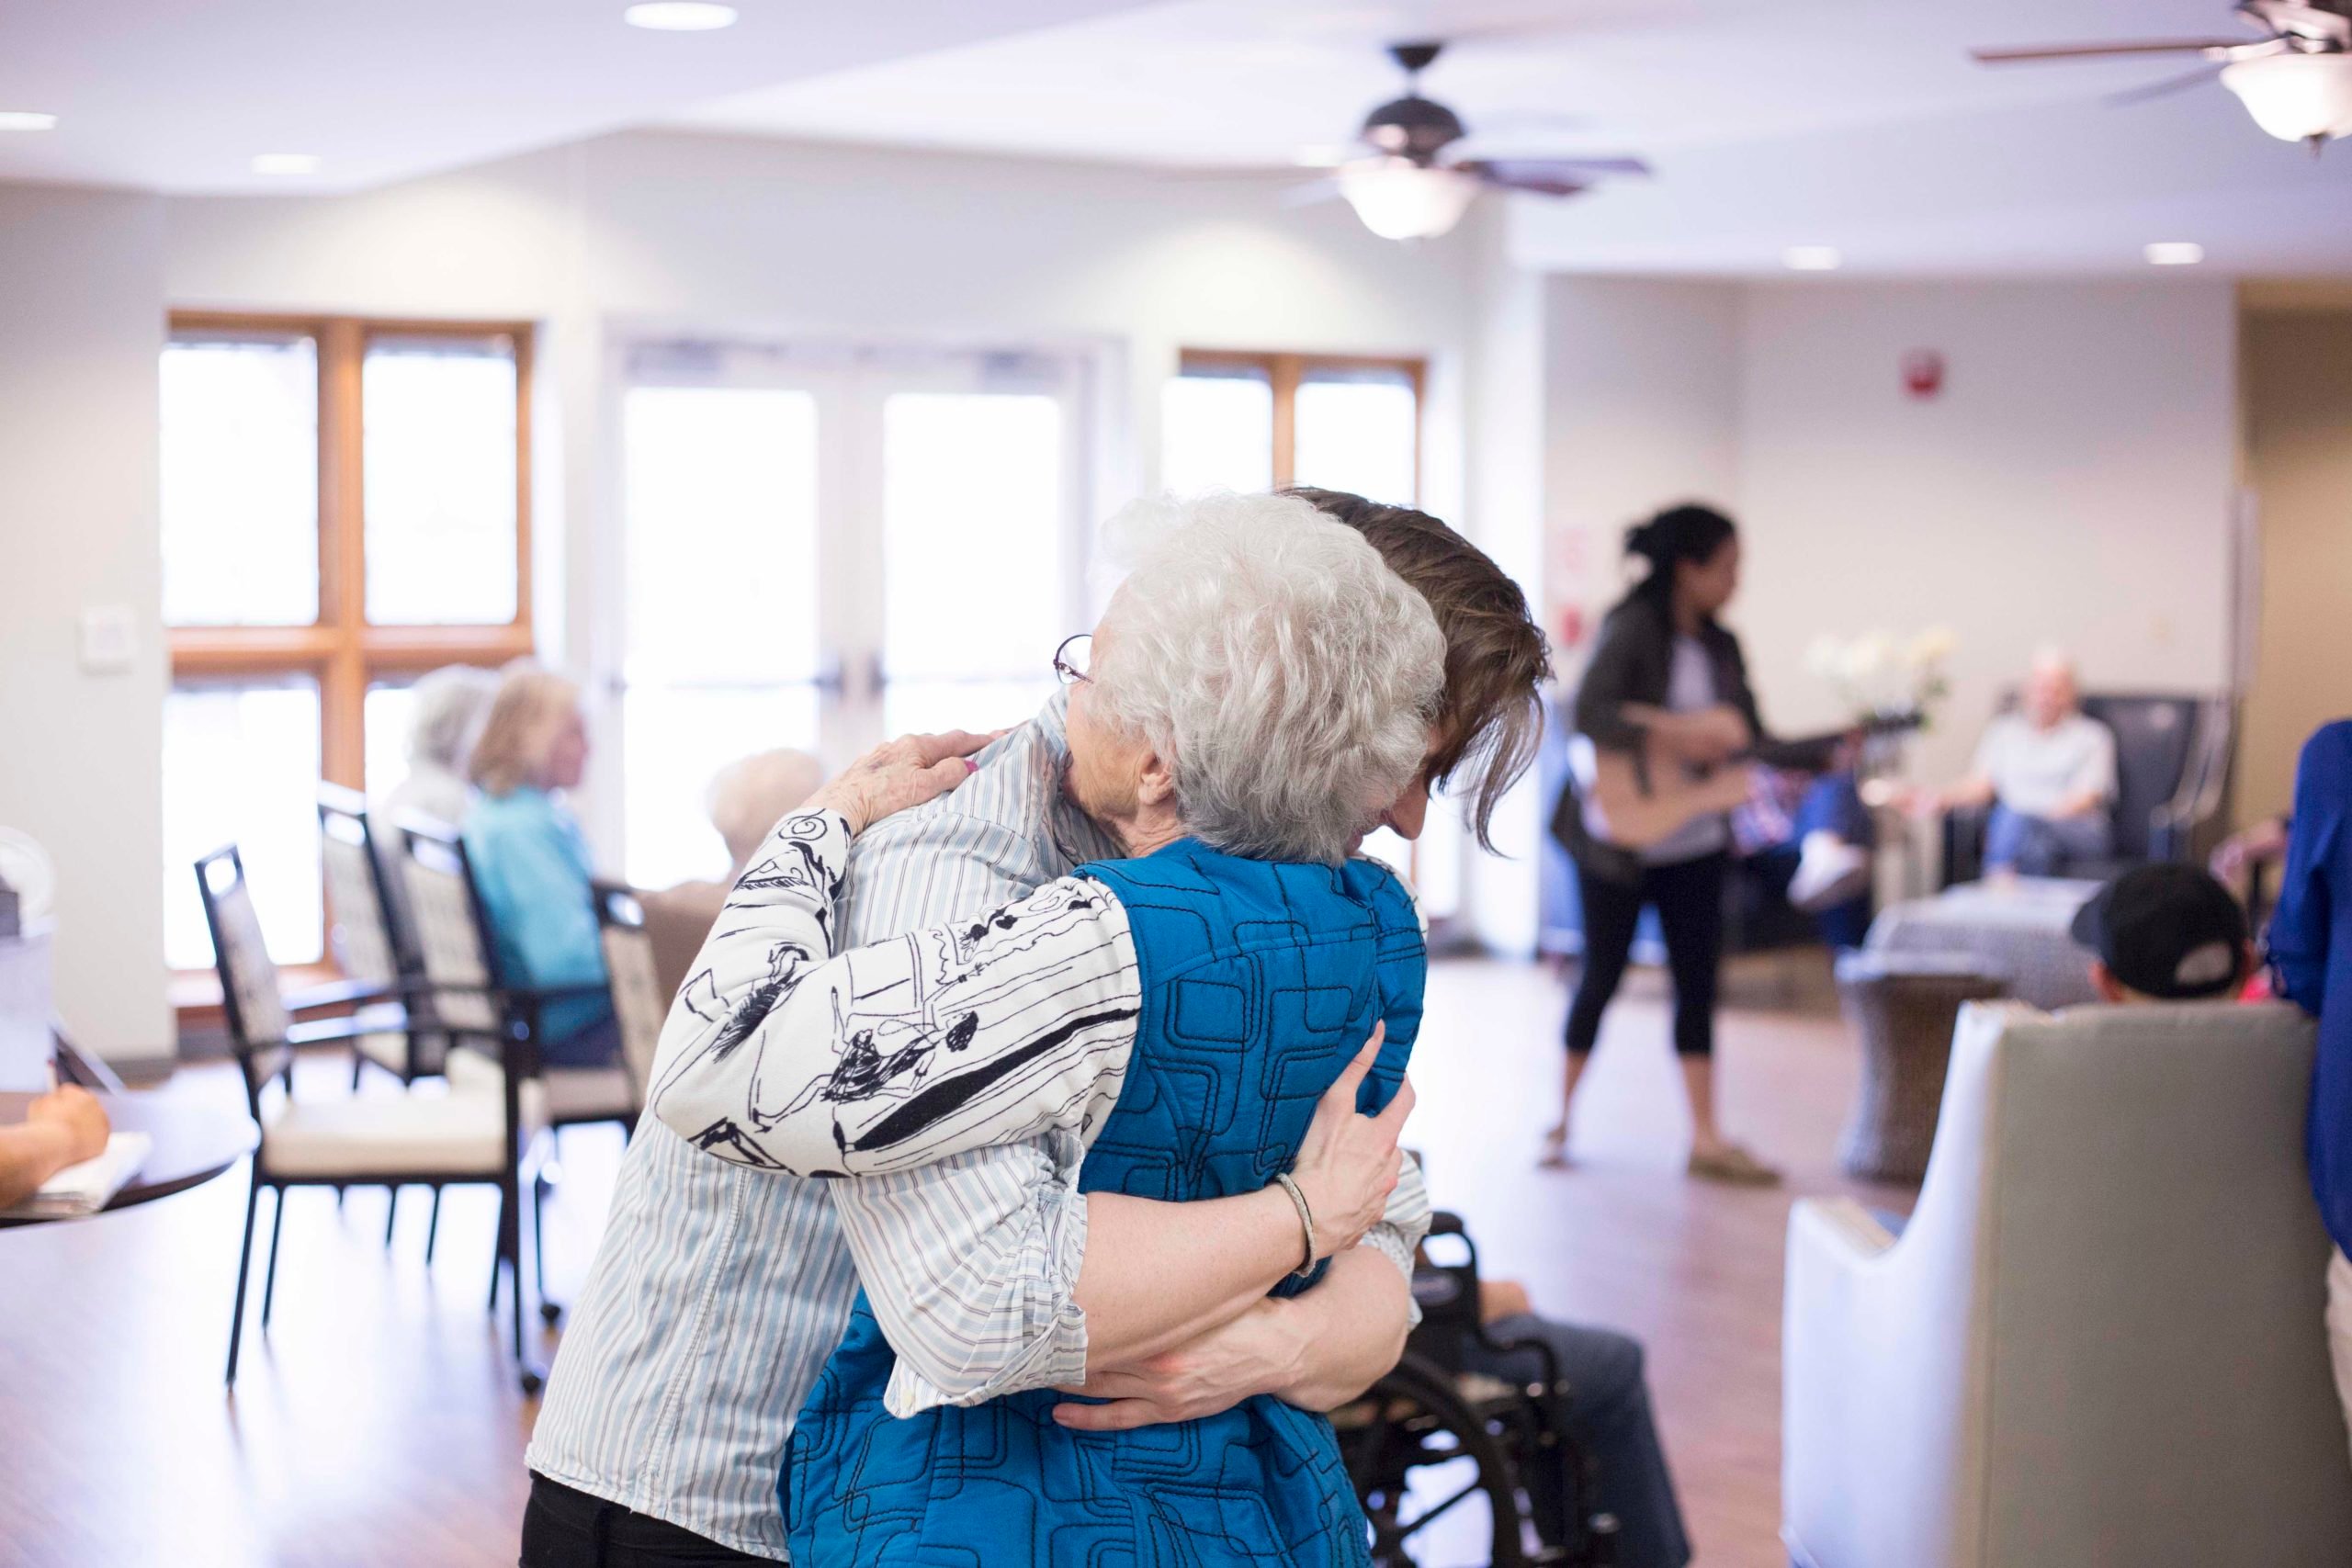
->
[1617, 502, 1737, 614]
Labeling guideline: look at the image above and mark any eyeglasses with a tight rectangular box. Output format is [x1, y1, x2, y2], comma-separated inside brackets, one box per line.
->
[1052, 632, 1093, 687]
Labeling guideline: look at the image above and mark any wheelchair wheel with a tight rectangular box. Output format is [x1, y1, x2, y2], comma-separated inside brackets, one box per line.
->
[1336, 1353, 1530, 1568]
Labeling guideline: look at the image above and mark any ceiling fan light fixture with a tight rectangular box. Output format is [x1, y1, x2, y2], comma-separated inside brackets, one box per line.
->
[2221, 51, 2352, 143]
[623, 2, 739, 31]
[1339, 157, 1478, 241]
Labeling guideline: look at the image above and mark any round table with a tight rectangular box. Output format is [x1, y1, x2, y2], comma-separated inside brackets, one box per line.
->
[0, 1089, 255, 1226]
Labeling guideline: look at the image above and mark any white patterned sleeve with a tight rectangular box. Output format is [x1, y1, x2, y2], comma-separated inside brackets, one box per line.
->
[649, 870, 1142, 1178]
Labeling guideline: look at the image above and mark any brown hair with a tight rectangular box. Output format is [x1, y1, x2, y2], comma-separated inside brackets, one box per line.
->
[1285, 488, 1551, 850]
[466, 666, 583, 798]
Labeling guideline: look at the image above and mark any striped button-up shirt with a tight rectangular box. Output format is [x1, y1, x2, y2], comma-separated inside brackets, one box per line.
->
[526, 694, 1426, 1559]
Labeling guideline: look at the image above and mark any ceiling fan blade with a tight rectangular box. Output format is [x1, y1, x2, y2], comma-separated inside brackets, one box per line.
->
[1971, 38, 2252, 64]
[1279, 178, 1343, 209]
[1453, 156, 1648, 195]
[2102, 62, 2229, 107]
[1454, 161, 1595, 198]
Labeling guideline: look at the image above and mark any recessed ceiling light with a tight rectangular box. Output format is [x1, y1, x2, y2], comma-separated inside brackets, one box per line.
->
[2144, 241, 2205, 266]
[0, 111, 59, 131]
[1782, 245, 1841, 272]
[623, 2, 738, 29]
[251, 153, 322, 175]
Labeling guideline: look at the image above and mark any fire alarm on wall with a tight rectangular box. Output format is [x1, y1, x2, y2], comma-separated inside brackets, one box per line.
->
[1902, 349, 1946, 400]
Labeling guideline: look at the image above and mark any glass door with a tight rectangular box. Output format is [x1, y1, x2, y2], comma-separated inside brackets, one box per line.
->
[616, 342, 1089, 886]
[864, 351, 1087, 748]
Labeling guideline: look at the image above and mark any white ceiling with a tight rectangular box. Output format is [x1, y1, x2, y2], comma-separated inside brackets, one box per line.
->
[675, 0, 2352, 276]
[3, 0, 2346, 274]
[0, 0, 1158, 193]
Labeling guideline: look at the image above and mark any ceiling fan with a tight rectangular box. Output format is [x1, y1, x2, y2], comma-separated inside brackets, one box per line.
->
[1973, 0, 2352, 150]
[1325, 40, 1650, 241]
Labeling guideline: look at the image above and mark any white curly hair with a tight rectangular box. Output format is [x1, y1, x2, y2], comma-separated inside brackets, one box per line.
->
[1092, 491, 1445, 865]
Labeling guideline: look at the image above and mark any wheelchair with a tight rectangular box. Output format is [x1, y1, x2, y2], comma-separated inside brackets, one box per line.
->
[1332, 1212, 1622, 1567]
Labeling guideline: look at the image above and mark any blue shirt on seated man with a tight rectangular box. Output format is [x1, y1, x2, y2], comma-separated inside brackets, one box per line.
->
[461, 667, 616, 1066]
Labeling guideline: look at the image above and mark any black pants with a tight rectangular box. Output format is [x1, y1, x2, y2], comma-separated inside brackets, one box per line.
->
[521, 1473, 776, 1567]
[1565, 853, 1726, 1058]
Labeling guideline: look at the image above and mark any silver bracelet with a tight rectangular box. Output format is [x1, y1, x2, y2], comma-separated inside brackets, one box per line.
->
[1272, 1171, 1317, 1278]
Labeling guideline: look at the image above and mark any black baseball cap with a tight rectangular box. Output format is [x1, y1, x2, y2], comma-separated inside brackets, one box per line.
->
[2069, 863, 2249, 1000]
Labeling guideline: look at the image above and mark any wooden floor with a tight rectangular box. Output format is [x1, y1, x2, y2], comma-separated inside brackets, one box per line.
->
[0, 954, 1908, 1568]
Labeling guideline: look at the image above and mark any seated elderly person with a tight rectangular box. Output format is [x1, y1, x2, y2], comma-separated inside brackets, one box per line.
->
[463, 667, 617, 1067]
[1926, 650, 2116, 877]
[649, 497, 1444, 1566]
[638, 749, 825, 1001]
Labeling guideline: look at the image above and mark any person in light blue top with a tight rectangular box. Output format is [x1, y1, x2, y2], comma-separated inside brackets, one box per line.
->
[462, 667, 616, 1066]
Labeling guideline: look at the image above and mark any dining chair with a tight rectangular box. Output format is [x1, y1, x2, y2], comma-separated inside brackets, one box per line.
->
[396, 820, 630, 1325]
[196, 843, 544, 1393]
[317, 783, 436, 1089]
[593, 882, 667, 1115]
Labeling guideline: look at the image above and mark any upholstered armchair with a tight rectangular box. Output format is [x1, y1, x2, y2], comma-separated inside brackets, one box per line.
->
[1783, 999, 2352, 1568]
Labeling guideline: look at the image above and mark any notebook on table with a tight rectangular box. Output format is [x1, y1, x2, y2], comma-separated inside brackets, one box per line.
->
[1, 1132, 151, 1221]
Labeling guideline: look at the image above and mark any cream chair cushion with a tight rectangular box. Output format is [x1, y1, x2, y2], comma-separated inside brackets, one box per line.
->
[444, 1047, 631, 1127]
[262, 1087, 508, 1179]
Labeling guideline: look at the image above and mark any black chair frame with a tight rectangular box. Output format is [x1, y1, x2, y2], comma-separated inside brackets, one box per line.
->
[317, 782, 446, 1089]
[199, 841, 548, 1394]
[401, 821, 612, 1337]
[1336, 1212, 1620, 1567]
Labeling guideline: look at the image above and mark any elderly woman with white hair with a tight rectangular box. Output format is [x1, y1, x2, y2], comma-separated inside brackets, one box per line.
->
[649, 493, 1443, 1567]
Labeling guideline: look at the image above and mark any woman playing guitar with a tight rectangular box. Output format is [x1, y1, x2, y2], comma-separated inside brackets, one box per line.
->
[1545, 503, 1845, 1183]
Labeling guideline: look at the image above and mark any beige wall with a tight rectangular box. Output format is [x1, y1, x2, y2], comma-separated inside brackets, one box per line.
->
[1736, 279, 2240, 785]
[0, 186, 172, 1061]
[1544, 277, 2241, 789]
[2240, 310, 2352, 824]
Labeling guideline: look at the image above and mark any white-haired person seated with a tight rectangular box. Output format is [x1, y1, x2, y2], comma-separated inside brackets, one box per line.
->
[639, 749, 827, 1001]
[463, 667, 618, 1067]
[1919, 649, 2116, 877]
[379, 663, 502, 830]
[646, 493, 1442, 1567]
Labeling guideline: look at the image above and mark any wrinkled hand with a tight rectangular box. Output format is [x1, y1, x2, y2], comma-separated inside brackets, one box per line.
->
[804, 730, 999, 836]
[1287, 1027, 1412, 1262]
[28, 1085, 108, 1165]
[1050, 1297, 1305, 1432]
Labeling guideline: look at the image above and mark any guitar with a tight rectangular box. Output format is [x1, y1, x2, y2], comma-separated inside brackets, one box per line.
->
[1573, 708, 1923, 852]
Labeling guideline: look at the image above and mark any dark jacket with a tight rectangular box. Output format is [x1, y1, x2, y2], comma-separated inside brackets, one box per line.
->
[1551, 594, 1836, 886]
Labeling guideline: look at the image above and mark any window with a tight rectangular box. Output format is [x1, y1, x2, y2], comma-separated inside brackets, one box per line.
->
[1161, 351, 1421, 503]
[615, 344, 1088, 889]
[1160, 350, 1457, 921]
[164, 314, 534, 975]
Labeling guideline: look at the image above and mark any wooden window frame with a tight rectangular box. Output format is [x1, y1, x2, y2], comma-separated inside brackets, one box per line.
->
[1174, 349, 1425, 496]
[167, 312, 537, 1017]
